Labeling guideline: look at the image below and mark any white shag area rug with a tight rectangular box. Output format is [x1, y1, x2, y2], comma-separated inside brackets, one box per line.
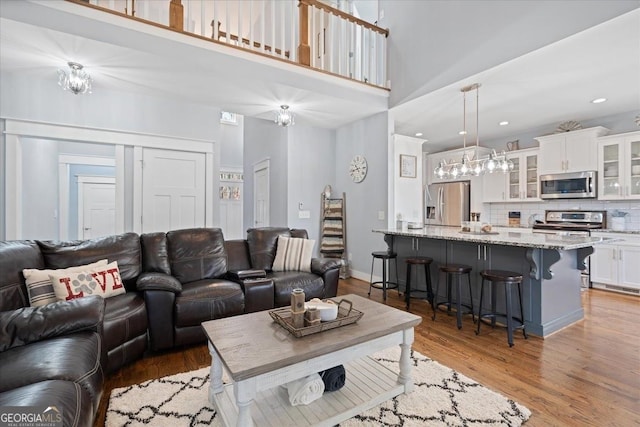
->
[106, 347, 531, 426]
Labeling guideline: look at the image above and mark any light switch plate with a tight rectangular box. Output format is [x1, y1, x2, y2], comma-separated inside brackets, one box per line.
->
[378, 211, 385, 220]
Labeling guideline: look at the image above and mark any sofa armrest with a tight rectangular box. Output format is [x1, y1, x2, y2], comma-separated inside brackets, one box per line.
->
[241, 278, 275, 313]
[136, 272, 182, 293]
[227, 269, 267, 281]
[311, 258, 342, 275]
[0, 296, 105, 352]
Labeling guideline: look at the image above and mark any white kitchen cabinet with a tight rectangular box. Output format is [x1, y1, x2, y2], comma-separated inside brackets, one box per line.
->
[506, 148, 539, 201]
[597, 131, 640, 200]
[590, 232, 640, 295]
[481, 148, 539, 202]
[536, 126, 609, 175]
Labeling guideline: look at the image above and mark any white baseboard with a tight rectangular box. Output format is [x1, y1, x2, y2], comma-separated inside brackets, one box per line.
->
[349, 269, 377, 283]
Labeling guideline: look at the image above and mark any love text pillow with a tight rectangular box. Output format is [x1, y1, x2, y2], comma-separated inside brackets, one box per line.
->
[48, 261, 125, 301]
[23, 259, 108, 307]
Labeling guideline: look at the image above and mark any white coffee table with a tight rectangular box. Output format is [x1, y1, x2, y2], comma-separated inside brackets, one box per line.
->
[202, 294, 422, 427]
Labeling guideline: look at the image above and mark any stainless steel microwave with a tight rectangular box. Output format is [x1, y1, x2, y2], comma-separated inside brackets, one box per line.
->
[539, 171, 597, 199]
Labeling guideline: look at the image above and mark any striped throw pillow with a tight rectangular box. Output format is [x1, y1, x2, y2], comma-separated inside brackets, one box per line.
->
[272, 236, 315, 272]
[23, 259, 108, 307]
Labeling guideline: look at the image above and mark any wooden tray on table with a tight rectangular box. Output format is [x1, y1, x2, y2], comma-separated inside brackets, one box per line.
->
[269, 299, 363, 338]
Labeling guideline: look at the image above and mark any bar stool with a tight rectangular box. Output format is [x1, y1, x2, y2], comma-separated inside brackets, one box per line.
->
[368, 251, 399, 301]
[405, 257, 434, 311]
[432, 264, 474, 329]
[476, 270, 528, 347]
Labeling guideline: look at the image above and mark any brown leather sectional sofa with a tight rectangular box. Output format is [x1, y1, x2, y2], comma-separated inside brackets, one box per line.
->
[0, 227, 340, 426]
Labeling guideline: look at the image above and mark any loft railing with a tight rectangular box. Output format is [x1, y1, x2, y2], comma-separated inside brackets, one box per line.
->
[74, 0, 389, 88]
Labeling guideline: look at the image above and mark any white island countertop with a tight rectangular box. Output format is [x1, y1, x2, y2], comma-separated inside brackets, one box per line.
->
[373, 226, 618, 251]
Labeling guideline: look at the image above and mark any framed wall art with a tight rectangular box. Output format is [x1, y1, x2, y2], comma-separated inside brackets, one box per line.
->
[400, 154, 417, 178]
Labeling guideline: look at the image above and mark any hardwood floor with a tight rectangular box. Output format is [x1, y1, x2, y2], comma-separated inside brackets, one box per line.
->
[95, 279, 640, 426]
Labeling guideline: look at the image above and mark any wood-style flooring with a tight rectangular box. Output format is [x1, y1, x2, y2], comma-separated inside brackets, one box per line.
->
[95, 279, 640, 426]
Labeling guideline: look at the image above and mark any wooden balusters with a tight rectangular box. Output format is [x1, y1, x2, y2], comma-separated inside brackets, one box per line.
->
[169, 0, 183, 31]
[298, 1, 311, 66]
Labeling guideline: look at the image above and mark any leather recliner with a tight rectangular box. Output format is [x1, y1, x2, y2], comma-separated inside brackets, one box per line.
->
[225, 227, 341, 309]
[0, 296, 106, 427]
[138, 228, 245, 351]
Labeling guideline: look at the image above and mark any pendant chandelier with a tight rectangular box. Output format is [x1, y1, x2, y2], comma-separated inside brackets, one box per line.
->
[434, 83, 513, 179]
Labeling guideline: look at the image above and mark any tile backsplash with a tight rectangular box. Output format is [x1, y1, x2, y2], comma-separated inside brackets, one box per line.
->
[487, 200, 640, 231]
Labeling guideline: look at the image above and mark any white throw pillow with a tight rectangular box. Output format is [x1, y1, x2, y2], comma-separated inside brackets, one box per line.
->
[23, 259, 108, 307]
[48, 261, 125, 302]
[272, 236, 315, 273]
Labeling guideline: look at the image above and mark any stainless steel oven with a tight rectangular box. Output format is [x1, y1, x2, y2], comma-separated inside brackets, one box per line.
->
[540, 171, 597, 199]
[532, 210, 606, 289]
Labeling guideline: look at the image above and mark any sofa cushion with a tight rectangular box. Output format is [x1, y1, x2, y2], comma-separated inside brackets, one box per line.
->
[38, 233, 141, 291]
[24, 259, 108, 307]
[166, 228, 227, 283]
[0, 331, 103, 408]
[0, 380, 94, 427]
[140, 232, 171, 274]
[246, 227, 291, 271]
[174, 279, 244, 327]
[48, 261, 125, 302]
[272, 236, 315, 272]
[0, 240, 44, 312]
[271, 272, 325, 307]
[103, 292, 147, 372]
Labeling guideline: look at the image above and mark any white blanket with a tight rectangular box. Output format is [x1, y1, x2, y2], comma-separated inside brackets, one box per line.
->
[285, 373, 325, 406]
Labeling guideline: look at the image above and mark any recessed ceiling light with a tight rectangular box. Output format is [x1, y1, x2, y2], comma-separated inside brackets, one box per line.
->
[591, 97, 607, 104]
[415, 132, 423, 137]
[459, 130, 467, 135]
[499, 121, 509, 126]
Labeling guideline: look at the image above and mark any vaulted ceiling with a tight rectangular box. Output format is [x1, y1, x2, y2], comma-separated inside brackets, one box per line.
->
[1, 1, 638, 151]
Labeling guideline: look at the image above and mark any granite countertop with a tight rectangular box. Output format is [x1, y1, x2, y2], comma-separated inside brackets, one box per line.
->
[373, 226, 619, 250]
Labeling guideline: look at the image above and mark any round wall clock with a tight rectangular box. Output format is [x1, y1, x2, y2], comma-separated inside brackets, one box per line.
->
[349, 155, 368, 183]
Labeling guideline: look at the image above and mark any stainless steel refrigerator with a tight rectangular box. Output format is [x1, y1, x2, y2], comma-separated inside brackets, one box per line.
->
[424, 181, 470, 226]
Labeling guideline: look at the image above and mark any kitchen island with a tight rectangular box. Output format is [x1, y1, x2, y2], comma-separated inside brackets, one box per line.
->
[373, 227, 614, 337]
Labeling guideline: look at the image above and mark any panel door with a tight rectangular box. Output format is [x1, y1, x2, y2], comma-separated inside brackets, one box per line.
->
[141, 148, 206, 233]
[79, 179, 116, 239]
[253, 162, 270, 227]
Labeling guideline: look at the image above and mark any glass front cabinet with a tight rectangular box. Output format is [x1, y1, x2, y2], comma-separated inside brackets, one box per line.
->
[506, 148, 539, 201]
[598, 131, 640, 200]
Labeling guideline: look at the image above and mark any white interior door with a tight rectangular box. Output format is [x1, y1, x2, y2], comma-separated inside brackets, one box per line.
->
[78, 177, 116, 239]
[253, 160, 270, 228]
[142, 148, 206, 233]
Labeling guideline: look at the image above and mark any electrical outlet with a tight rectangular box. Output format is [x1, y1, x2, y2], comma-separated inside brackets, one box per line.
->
[298, 210, 311, 219]
[378, 211, 385, 220]
[348, 252, 352, 261]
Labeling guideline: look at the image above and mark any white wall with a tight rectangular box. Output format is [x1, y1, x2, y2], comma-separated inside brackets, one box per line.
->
[379, 0, 639, 107]
[335, 111, 390, 279]
[287, 125, 336, 246]
[20, 139, 59, 240]
[243, 117, 289, 231]
[393, 134, 424, 225]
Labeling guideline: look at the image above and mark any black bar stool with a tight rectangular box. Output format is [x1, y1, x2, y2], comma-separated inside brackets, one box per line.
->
[432, 264, 474, 329]
[476, 269, 528, 347]
[368, 251, 399, 301]
[405, 257, 434, 311]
